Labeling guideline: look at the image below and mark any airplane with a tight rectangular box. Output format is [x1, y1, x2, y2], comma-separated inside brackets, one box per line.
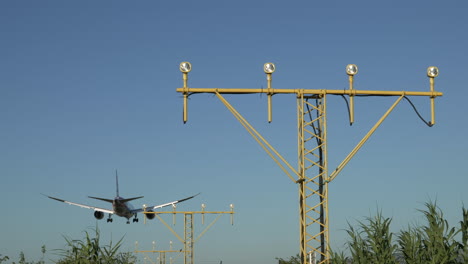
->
[44, 171, 199, 224]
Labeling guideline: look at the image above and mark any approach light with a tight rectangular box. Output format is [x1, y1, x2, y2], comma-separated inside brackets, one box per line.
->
[179, 62, 192, 73]
[264, 62, 276, 74]
[346, 64, 358, 76]
[427, 66, 439, 78]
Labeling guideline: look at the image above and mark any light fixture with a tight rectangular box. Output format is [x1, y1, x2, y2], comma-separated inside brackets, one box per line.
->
[346, 64, 358, 76]
[427, 66, 439, 78]
[179, 62, 192, 73]
[264, 62, 275, 74]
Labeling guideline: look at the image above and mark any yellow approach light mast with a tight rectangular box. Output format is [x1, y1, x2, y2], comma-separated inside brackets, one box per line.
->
[176, 61, 442, 264]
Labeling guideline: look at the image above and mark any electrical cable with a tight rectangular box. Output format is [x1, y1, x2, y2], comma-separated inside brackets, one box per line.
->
[339, 94, 352, 126]
[333, 94, 433, 127]
[402, 96, 433, 127]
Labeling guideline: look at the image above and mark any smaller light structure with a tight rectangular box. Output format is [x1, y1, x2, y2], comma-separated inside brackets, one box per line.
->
[180, 62, 192, 73]
[264, 62, 276, 74]
[346, 64, 358, 76]
[264, 63, 276, 123]
[346, 64, 358, 125]
[180, 62, 192, 123]
[427, 66, 439, 126]
[427, 66, 439, 78]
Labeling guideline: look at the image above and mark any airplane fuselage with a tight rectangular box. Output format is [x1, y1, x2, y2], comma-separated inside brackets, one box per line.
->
[112, 197, 135, 219]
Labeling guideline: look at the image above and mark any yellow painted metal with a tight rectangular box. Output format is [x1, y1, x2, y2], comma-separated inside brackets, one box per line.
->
[135, 250, 183, 264]
[178, 86, 442, 126]
[143, 209, 234, 264]
[148, 210, 235, 214]
[430, 77, 436, 125]
[177, 87, 442, 97]
[267, 72, 273, 123]
[349, 75, 355, 125]
[215, 92, 299, 182]
[176, 66, 443, 264]
[297, 94, 330, 263]
[195, 214, 222, 243]
[328, 95, 405, 183]
[184, 214, 194, 264]
[155, 214, 185, 242]
[182, 72, 189, 123]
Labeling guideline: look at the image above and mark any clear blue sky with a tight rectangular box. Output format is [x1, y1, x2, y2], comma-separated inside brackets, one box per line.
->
[1, 1, 467, 263]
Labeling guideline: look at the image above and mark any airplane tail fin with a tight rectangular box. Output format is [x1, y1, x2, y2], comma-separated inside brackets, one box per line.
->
[113, 170, 144, 202]
[115, 170, 119, 197]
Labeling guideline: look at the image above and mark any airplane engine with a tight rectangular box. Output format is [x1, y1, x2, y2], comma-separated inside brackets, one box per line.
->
[94, 211, 105, 220]
[146, 210, 155, 220]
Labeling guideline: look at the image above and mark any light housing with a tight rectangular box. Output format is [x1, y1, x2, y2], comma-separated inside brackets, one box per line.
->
[264, 62, 276, 74]
[179, 62, 192, 73]
[346, 64, 358, 76]
[427, 66, 439, 78]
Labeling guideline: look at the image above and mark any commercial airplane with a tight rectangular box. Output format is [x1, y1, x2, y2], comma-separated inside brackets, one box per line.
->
[45, 171, 199, 224]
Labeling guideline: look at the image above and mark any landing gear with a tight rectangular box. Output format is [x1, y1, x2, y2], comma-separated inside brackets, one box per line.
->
[107, 214, 113, 223]
[133, 214, 139, 223]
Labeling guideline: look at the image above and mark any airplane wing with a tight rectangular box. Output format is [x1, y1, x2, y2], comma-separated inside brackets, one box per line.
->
[44, 194, 114, 214]
[131, 193, 200, 213]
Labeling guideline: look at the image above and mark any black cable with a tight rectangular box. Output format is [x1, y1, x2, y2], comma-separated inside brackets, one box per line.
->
[331, 94, 433, 127]
[339, 94, 352, 126]
[402, 96, 433, 127]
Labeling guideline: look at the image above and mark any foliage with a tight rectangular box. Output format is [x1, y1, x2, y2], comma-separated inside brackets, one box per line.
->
[336, 201, 462, 264]
[458, 207, 468, 263]
[55, 227, 137, 264]
[344, 211, 397, 264]
[416, 202, 459, 263]
[279, 201, 468, 264]
[329, 250, 349, 264]
[0, 255, 9, 264]
[3, 230, 135, 264]
[6, 250, 45, 264]
[398, 226, 424, 264]
[276, 253, 301, 264]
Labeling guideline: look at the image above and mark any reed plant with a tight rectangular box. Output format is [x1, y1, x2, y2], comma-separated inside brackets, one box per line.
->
[329, 201, 466, 264]
[344, 211, 397, 264]
[55, 227, 136, 264]
[458, 207, 468, 263]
